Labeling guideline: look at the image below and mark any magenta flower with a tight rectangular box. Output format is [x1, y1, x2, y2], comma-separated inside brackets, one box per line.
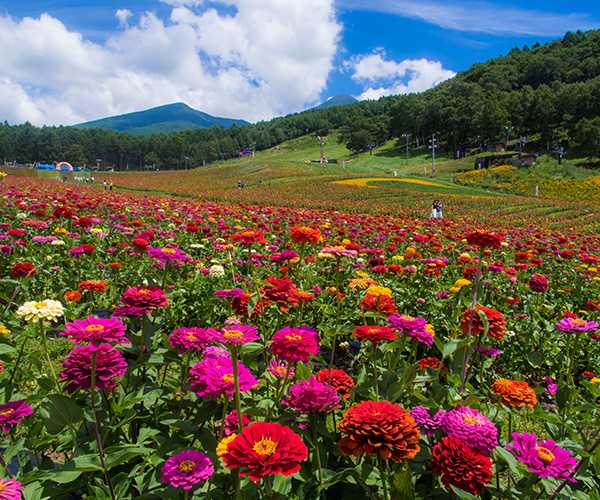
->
[214, 289, 245, 298]
[112, 305, 150, 318]
[62, 316, 128, 348]
[270, 326, 320, 363]
[409, 406, 445, 437]
[211, 324, 260, 346]
[320, 246, 358, 258]
[474, 345, 501, 357]
[222, 410, 253, 437]
[161, 450, 214, 490]
[266, 358, 295, 379]
[507, 432, 577, 482]
[528, 275, 548, 293]
[202, 346, 230, 359]
[0, 400, 34, 433]
[441, 406, 498, 455]
[188, 357, 258, 399]
[148, 246, 190, 263]
[555, 317, 599, 334]
[121, 286, 169, 309]
[388, 314, 434, 346]
[282, 376, 342, 414]
[169, 327, 213, 354]
[60, 344, 128, 394]
[0, 478, 23, 499]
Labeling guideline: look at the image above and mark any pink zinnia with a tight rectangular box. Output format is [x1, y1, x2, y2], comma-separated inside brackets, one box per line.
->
[161, 450, 214, 490]
[529, 275, 548, 293]
[507, 432, 577, 482]
[266, 358, 295, 379]
[410, 406, 445, 437]
[441, 406, 498, 455]
[555, 317, 599, 334]
[0, 478, 23, 500]
[388, 314, 434, 346]
[0, 400, 34, 433]
[211, 324, 260, 346]
[282, 376, 342, 414]
[61, 316, 129, 348]
[148, 246, 190, 264]
[188, 357, 258, 399]
[169, 327, 213, 354]
[121, 286, 169, 309]
[270, 326, 319, 363]
[222, 410, 253, 437]
[60, 343, 128, 394]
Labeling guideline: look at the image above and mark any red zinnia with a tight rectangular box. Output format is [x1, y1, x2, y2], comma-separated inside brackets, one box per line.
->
[64, 291, 82, 303]
[269, 326, 319, 363]
[132, 238, 149, 252]
[466, 231, 503, 249]
[222, 421, 308, 481]
[290, 226, 321, 245]
[338, 400, 420, 462]
[418, 357, 447, 371]
[121, 286, 169, 309]
[81, 243, 95, 255]
[353, 325, 397, 343]
[315, 368, 355, 398]
[232, 229, 267, 245]
[529, 275, 548, 293]
[78, 280, 108, 292]
[359, 294, 398, 316]
[10, 262, 36, 279]
[461, 305, 506, 340]
[429, 436, 493, 495]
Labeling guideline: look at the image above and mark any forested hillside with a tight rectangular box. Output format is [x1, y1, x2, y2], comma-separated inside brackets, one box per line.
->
[1, 29, 600, 170]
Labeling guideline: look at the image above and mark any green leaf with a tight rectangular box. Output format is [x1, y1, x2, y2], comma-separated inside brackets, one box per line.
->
[442, 338, 461, 359]
[0, 344, 17, 355]
[527, 350, 544, 368]
[451, 486, 480, 500]
[39, 394, 84, 435]
[495, 445, 518, 470]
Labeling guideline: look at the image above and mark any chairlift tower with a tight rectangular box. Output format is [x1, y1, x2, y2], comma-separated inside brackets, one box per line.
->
[317, 136, 324, 164]
[429, 134, 438, 176]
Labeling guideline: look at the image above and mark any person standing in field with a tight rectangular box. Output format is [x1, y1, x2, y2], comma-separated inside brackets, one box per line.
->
[430, 199, 438, 218]
[436, 200, 443, 219]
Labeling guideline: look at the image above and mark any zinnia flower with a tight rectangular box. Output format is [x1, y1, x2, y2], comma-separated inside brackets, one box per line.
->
[222, 421, 308, 481]
[465, 231, 503, 249]
[121, 286, 169, 309]
[64, 291, 82, 303]
[461, 306, 506, 340]
[529, 275, 548, 292]
[315, 368, 355, 398]
[359, 294, 398, 316]
[507, 432, 577, 482]
[353, 325, 397, 343]
[282, 376, 342, 413]
[62, 316, 129, 348]
[10, 262, 36, 279]
[266, 358, 295, 379]
[441, 406, 498, 455]
[211, 324, 260, 347]
[409, 406, 444, 437]
[161, 450, 214, 490]
[290, 226, 321, 245]
[555, 317, 599, 334]
[0, 400, 34, 433]
[0, 478, 23, 499]
[231, 229, 267, 245]
[188, 357, 258, 399]
[16, 299, 64, 322]
[222, 410, 253, 437]
[60, 343, 128, 394]
[388, 314, 433, 346]
[269, 326, 319, 363]
[429, 436, 493, 495]
[148, 246, 189, 263]
[491, 379, 537, 409]
[78, 280, 108, 292]
[169, 327, 212, 354]
[338, 400, 420, 462]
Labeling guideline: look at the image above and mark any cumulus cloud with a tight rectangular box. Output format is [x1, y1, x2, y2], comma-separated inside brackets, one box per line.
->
[0, 0, 342, 126]
[348, 52, 455, 100]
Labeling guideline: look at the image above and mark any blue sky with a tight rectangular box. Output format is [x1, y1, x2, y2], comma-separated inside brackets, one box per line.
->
[0, 0, 598, 126]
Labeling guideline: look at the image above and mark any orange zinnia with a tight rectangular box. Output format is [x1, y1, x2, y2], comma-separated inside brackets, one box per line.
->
[290, 226, 321, 245]
[491, 379, 537, 409]
[461, 305, 506, 340]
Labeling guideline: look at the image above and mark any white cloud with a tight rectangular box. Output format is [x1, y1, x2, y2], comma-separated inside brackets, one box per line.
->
[337, 0, 600, 36]
[115, 9, 133, 28]
[348, 52, 455, 100]
[0, 0, 342, 126]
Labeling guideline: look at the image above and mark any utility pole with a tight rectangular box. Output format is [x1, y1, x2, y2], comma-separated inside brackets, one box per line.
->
[505, 126, 514, 151]
[184, 156, 189, 170]
[317, 136, 324, 164]
[402, 134, 411, 166]
[429, 134, 438, 176]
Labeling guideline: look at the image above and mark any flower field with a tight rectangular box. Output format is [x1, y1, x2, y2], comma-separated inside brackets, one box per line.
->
[1, 174, 600, 500]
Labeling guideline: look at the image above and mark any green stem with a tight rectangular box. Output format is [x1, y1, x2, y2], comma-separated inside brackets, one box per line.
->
[38, 321, 59, 390]
[161, 261, 170, 289]
[383, 333, 408, 389]
[377, 456, 389, 500]
[311, 415, 324, 490]
[372, 343, 379, 401]
[565, 331, 581, 384]
[8, 336, 28, 385]
[231, 350, 243, 433]
[218, 399, 229, 440]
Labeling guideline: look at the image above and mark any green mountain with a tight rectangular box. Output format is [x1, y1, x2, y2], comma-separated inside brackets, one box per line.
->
[74, 102, 250, 135]
[310, 94, 358, 110]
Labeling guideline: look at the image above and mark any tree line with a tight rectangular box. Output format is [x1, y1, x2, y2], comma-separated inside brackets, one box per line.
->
[2, 29, 600, 170]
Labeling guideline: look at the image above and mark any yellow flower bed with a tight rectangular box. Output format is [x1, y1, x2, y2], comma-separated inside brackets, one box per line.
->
[333, 178, 454, 188]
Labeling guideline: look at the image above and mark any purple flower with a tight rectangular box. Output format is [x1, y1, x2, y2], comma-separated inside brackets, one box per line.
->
[60, 344, 128, 394]
[555, 317, 599, 334]
[266, 358, 295, 379]
[188, 357, 258, 399]
[441, 406, 498, 455]
[388, 314, 434, 346]
[213, 289, 245, 299]
[221, 410, 253, 436]
[148, 246, 189, 263]
[474, 345, 501, 357]
[545, 377, 558, 396]
[507, 432, 577, 482]
[202, 346, 230, 359]
[112, 305, 150, 318]
[61, 316, 129, 348]
[282, 376, 342, 414]
[169, 327, 212, 354]
[0, 400, 34, 433]
[410, 406, 444, 437]
[161, 450, 214, 490]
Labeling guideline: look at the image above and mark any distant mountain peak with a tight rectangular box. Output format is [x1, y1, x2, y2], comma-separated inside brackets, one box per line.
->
[74, 102, 250, 136]
[310, 94, 358, 111]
